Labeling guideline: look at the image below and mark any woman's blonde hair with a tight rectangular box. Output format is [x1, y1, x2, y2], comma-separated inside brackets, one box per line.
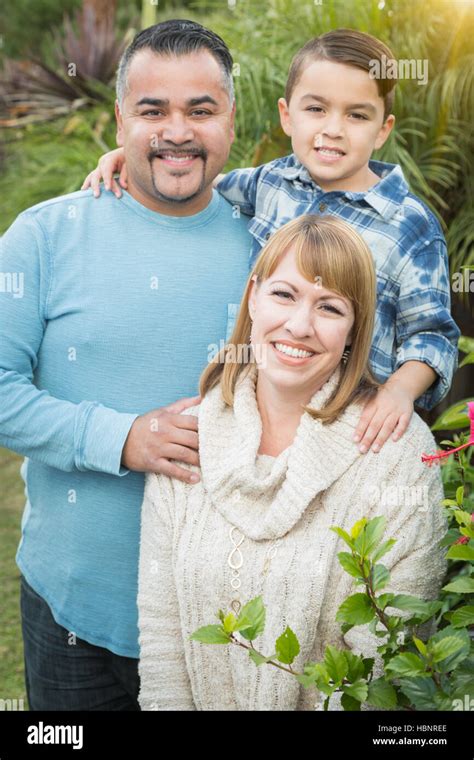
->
[199, 214, 379, 424]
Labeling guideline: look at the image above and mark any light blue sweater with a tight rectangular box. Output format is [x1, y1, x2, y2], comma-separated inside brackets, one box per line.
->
[0, 188, 251, 657]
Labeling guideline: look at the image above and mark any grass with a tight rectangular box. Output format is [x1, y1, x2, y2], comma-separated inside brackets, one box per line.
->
[0, 448, 28, 707]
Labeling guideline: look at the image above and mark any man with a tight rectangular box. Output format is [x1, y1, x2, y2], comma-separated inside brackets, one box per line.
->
[0, 19, 251, 710]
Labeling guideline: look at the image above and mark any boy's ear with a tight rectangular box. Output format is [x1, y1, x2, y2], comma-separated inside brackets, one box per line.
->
[278, 97, 292, 137]
[374, 113, 395, 151]
[115, 100, 124, 147]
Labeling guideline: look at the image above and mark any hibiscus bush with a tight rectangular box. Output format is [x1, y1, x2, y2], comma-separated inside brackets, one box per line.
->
[191, 395, 474, 711]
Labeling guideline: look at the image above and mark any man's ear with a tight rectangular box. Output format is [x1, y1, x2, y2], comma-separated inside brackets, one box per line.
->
[115, 100, 124, 147]
[277, 97, 292, 137]
[374, 113, 395, 151]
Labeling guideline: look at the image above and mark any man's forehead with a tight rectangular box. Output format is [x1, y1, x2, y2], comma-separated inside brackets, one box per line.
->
[126, 48, 226, 93]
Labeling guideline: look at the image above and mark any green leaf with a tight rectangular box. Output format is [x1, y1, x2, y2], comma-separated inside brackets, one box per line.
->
[431, 399, 473, 430]
[223, 613, 237, 633]
[350, 518, 368, 539]
[372, 563, 390, 591]
[430, 635, 467, 663]
[443, 576, 474, 593]
[372, 539, 397, 564]
[248, 650, 276, 666]
[413, 636, 428, 656]
[449, 605, 474, 628]
[390, 594, 442, 620]
[190, 624, 231, 644]
[398, 677, 437, 710]
[367, 678, 398, 709]
[275, 626, 300, 665]
[459, 353, 474, 368]
[336, 593, 375, 625]
[458, 336, 474, 355]
[427, 626, 471, 673]
[324, 645, 349, 684]
[343, 651, 365, 682]
[342, 678, 368, 702]
[340, 693, 361, 711]
[446, 543, 474, 561]
[456, 485, 465, 506]
[376, 592, 395, 610]
[453, 510, 473, 527]
[337, 552, 364, 578]
[330, 526, 354, 549]
[385, 652, 429, 677]
[236, 596, 266, 641]
[354, 516, 386, 557]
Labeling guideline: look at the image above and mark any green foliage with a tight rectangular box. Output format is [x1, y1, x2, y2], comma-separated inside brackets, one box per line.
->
[191, 410, 474, 709]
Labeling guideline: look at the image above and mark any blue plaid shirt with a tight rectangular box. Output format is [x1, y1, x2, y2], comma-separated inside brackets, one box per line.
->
[217, 155, 459, 410]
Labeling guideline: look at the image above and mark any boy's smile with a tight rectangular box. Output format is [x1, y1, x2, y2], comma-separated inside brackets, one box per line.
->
[278, 59, 395, 193]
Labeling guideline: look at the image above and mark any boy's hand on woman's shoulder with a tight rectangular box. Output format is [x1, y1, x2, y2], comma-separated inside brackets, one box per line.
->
[353, 382, 414, 454]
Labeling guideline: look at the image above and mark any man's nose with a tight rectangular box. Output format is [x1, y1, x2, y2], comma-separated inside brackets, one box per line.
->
[160, 114, 195, 143]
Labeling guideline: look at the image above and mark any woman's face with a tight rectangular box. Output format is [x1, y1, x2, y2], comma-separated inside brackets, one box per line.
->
[248, 245, 355, 398]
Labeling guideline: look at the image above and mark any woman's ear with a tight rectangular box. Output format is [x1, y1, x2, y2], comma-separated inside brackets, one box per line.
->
[248, 275, 258, 320]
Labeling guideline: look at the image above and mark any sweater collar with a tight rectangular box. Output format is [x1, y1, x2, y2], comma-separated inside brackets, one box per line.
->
[198, 363, 363, 540]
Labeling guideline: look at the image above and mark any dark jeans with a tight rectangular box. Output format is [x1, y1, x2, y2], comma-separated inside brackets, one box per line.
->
[20, 573, 140, 711]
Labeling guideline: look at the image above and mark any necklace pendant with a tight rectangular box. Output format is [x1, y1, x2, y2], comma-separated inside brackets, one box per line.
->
[231, 599, 241, 616]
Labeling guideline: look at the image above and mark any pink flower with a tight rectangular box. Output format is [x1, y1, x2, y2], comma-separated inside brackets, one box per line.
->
[454, 536, 469, 545]
[422, 402, 474, 465]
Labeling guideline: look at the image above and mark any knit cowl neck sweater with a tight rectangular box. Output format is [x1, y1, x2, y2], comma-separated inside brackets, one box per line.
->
[197, 362, 362, 541]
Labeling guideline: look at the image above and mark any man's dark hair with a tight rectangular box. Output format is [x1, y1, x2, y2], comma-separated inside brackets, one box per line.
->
[116, 19, 234, 107]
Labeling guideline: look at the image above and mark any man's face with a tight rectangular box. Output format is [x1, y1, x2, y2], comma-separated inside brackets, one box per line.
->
[116, 48, 235, 214]
[278, 59, 394, 192]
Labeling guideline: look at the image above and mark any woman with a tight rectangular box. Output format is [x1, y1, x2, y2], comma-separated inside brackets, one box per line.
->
[138, 215, 447, 711]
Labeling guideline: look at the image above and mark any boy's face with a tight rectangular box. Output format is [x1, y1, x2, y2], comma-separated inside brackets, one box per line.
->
[278, 59, 395, 193]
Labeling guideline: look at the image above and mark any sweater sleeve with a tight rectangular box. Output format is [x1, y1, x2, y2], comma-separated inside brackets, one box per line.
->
[138, 472, 196, 711]
[329, 432, 448, 711]
[0, 211, 138, 475]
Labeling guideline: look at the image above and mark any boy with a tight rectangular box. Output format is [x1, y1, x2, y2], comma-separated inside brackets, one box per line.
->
[82, 28, 460, 454]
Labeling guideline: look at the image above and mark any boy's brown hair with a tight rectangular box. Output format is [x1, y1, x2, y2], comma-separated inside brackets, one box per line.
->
[285, 28, 397, 120]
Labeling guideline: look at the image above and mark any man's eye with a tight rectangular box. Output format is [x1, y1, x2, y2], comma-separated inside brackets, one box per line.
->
[191, 110, 211, 116]
[270, 290, 293, 299]
[142, 110, 163, 117]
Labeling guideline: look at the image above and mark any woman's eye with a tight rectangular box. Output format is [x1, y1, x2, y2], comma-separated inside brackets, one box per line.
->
[271, 290, 293, 299]
[320, 303, 342, 314]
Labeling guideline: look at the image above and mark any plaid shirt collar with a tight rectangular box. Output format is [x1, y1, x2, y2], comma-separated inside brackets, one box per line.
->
[275, 156, 409, 222]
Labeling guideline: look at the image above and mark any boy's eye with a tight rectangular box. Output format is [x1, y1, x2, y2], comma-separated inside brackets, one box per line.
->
[306, 106, 324, 113]
[349, 113, 368, 120]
